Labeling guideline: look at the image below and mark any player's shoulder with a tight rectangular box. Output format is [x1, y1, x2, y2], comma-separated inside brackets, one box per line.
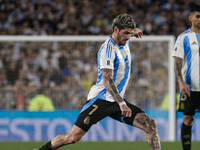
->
[177, 29, 192, 39]
[100, 36, 118, 53]
[104, 36, 117, 47]
[176, 29, 192, 43]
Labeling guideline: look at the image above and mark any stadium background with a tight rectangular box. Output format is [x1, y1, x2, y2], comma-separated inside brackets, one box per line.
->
[0, 0, 200, 146]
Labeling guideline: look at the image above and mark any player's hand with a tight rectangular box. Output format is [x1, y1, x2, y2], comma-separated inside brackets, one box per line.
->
[120, 104, 132, 117]
[179, 81, 190, 97]
[131, 28, 143, 38]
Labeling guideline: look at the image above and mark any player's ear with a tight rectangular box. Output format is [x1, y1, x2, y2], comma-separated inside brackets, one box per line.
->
[113, 26, 119, 34]
[189, 14, 192, 22]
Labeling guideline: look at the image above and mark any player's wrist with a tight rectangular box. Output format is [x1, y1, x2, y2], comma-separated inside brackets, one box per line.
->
[178, 80, 184, 83]
[119, 101, 126, 106]
[177, 78, 183, 83]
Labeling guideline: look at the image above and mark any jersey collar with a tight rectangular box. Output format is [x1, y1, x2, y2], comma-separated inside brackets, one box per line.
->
[108, 36, 117, 45]
[188, 28, 193, 33]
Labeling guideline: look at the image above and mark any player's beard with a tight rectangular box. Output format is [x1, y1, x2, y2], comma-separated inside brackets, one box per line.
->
[194, 22, 200, 29]
[116, 32, 127, 46]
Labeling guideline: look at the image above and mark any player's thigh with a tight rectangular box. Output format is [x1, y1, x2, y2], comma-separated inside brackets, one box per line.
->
[75, 99, 112, 132]
[109, 101, 144, 125]
[178, 91, 197, 114]
[195, 92, 200, 111]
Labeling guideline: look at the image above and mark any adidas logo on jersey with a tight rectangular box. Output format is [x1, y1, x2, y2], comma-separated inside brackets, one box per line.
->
[191, 41, 197, 45]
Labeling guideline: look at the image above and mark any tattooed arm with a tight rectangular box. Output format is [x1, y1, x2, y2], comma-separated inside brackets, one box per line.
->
[174, 57, 183, 82]
[174, 57, 190, 96]
[101, 68, 132, 117]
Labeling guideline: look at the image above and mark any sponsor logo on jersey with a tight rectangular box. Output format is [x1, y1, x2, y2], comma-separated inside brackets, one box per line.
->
[191, 41, 197, 45]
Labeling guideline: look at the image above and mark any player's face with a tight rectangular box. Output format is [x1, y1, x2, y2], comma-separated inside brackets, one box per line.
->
[116, 28, 134, 46]
[190, 11, 200, 29]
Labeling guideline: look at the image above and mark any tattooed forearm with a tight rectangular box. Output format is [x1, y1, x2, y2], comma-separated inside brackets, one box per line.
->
[174, 57, 183, 82]
[109, 79, 118, 93]
[108, 79, 123, 102]
[102, 68, 123, 103]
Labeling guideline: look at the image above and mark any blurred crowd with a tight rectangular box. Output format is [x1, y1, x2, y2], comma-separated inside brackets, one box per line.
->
[0, 41, 98, 110]
[0, 40, 168, 111]
[0, 0, 198, 111]
[1, 0, 200, 37]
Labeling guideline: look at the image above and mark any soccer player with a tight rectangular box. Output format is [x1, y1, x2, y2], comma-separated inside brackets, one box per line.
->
[172, 4, 200, 150]
[37, 13, 162, 150]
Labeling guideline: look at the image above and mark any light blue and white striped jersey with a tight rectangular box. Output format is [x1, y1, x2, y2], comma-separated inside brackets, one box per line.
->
[172, 29, 200, 91]
[87, 36, 131, 102]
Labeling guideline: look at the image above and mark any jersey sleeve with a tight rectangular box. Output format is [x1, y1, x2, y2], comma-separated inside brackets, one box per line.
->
[99, 44, 115, 70]
[172, 34, 185, 59]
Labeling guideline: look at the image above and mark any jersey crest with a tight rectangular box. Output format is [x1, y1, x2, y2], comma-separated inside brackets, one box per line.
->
[121, 49, 126, 57]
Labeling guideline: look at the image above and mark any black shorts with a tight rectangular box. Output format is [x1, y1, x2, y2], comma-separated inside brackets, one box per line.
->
[75, 99, 144, 132]
[178, 91, 200, 115]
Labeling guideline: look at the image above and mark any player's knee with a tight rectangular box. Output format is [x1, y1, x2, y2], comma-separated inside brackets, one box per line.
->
[183, 116, 194, 126]
[151, 119, 157, 129]
[147, 119, 157, 134]
[67, 134, 81, 144]
[68, 139, 77, 144]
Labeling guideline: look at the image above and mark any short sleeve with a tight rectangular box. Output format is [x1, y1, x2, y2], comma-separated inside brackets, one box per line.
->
[99, 44, 115, 70]
[172, 34, 185, 59]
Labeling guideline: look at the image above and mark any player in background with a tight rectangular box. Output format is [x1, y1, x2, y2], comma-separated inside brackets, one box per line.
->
[36, 13, 162, 150]
[172, 4, 200, 150]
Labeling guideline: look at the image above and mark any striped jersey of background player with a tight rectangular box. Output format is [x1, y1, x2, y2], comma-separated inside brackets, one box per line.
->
[172, 3, 200, 150]
[36, 14, 162, 150]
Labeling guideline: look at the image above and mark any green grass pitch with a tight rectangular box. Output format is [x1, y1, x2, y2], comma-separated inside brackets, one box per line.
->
[0, 141, 200, 150]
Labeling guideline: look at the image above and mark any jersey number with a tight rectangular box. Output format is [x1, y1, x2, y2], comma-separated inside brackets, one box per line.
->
[89, 104, 98, 115]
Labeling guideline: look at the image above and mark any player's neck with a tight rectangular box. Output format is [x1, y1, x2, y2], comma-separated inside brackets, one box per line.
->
[111, 34, 119, 46]
[191, 27, 200, 34]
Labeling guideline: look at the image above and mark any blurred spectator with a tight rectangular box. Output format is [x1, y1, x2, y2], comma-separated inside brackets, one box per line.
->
[26, 64, 40, 87]
[154, 9, 167, 25]
[58, 47, 68, 70]
[14, 79, 25, 110]
[160, 82, 180, 110]
[88, 19, 100, 35]
[0, 92, 6, 109]
[160, 92, 180, 110]
[28, 88, 55, 111]
[80, 6, 93, 27]
[0, 69, 9, 87]
[80, 69, 92, 92]
[5, 61, 19, 85]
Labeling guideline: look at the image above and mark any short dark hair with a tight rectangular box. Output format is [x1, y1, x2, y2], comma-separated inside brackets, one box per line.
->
[190, 3, 200, 14]
[112, 13, 136, 32]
